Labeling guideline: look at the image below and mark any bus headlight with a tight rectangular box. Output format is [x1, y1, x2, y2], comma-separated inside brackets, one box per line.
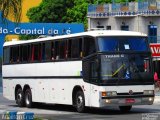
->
[149, 97, 154, 102]
[101, 91, 117, 97]
[143, 90, 154, 95]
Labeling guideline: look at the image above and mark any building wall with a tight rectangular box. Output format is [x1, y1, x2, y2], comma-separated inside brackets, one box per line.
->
[88, 1, 160, 42]
[89, 16, 160, 40]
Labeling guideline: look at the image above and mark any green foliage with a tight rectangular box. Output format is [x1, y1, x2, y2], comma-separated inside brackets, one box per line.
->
[94, 0, 112, 4]
[27, 0, 74, 23]
[66, 0, 89, 29]
[24, 0, 136, 38]
[66, 0, 113, 29]
[19, 35, 39, 40]
[26, 0, 113, 31]
[34, 118, 43, 120]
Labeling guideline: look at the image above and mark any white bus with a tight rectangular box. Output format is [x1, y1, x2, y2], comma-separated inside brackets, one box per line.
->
[3, 30, 154, 113]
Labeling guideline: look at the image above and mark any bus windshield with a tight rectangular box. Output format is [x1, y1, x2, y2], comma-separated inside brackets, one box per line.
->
[97, 37, 148, 52]
[100, 54, 153, 85]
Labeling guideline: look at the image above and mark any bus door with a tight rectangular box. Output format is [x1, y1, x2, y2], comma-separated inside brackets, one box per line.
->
[83, 56, 99, 106]
[83, 36, 99, 106]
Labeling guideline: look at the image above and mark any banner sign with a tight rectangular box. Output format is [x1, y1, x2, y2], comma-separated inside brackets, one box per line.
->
[0, 12, 84, 56]
[150, 44, 160, 57]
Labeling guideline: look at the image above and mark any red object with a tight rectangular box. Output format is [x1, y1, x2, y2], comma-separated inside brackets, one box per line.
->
[154, 72, 159, 81]
[125, 98, 135, 104]
[31, 46, 34, 61]
[150, 44, 160, 57]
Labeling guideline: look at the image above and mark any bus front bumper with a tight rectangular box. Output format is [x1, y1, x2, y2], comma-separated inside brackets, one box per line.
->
[99, 96, 154, 107]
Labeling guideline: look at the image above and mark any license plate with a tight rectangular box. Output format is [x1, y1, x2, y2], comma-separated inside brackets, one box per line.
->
[125, 98, 135, 103]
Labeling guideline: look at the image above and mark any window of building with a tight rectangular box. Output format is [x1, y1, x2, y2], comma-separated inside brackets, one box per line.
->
[97, 26, 104, 28]
[148, 25, 157, 43]
[106, 26, 111, 30]
[121, 25, 129, 31]
[84, 37, 96, 57]
[3, 47, 10, 64]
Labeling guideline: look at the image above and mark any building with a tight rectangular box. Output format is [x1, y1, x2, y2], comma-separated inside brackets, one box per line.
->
[87, 0, 160, 78]
[87, 0, 160, 43]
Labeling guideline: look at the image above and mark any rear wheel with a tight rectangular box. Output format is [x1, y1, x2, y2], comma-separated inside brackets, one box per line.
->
[119, 106, 132, 112]
[16, 88, 24, 107]
[75, 91, 85, 113]
[24, 88, 32, 108]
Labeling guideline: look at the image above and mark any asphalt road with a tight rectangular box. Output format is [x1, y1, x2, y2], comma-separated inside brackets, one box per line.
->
[0, 92, 160, 120]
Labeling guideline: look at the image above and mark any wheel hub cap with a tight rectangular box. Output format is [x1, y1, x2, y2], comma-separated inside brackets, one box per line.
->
[77, 96, 83, 107]
[26, 94, 30, 105]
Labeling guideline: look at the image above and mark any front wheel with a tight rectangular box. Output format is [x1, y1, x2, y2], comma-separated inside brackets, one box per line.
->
[75, 91, 85, 113]
[16, 88, 24, 107]
[119, 106, 132, 112]
[24, 89, 33, 108]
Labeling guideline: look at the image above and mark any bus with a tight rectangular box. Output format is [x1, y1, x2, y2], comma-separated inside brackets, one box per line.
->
[3, 30, 155, 113]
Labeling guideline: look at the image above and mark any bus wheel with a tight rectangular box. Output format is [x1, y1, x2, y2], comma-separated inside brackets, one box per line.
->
[24, 88, 32, 108]
[75, 91, 85, 113]
[119, 106, 132, 112]
[16, 88, 24, 107]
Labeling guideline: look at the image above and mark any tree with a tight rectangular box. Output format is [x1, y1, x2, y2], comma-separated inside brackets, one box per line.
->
[66, 0, 89, 29]
[26, 0, 134, 32]
[66, 0, 112, 29]
[20, 0, 74, 40]
[27, 0, 74, 23]
[0, 0, 22, 23]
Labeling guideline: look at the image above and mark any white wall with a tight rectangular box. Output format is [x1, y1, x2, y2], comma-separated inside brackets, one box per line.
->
[88, 16, 160, 39]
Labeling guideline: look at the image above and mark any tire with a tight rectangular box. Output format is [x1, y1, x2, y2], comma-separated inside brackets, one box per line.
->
[75, 91, 85, 113]
[119, 106, 132, 112]
[16, 88, 25, 107]
[24, 88, 32, 108]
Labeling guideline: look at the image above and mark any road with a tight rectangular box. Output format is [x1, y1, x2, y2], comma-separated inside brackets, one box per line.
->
[0, 93, 160, 120]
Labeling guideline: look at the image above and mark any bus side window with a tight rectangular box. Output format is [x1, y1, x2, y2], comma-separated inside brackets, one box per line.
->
[31, 43, 41, 62]
[83, 58, 98, 83]
[90, 61, 98, 83]
[3, 47, 10, 64]
[21, 45, 30, 62]
[84, 37, 96, 57]
[10, 46, 20, 63]
[64, 40, 68, 59]
[59, 40, 66, 59]
[67, 39, 72, 59]
[71, 38, 82, 59]
[44, 42, 52, 61]
[55, 41, 60, 60]
[42, 43, 45, 61]
[51, 42, 55, 60]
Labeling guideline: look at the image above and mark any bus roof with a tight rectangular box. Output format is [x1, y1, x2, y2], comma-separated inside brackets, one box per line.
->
[3, 30, 147, 46]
